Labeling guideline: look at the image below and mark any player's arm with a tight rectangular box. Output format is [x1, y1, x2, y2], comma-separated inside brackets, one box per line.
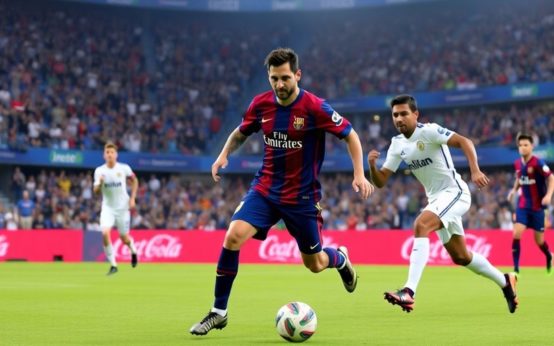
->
[128, 174, 138, 209]
[542, 174, 554, 207]
[447, 133, 489, 188]
[507, 176, 520, 202]
[343, 129, 374, 199]
[93, 169, 103, 195]
[367, 150, 394, 188]
[212, 127, 248, 182]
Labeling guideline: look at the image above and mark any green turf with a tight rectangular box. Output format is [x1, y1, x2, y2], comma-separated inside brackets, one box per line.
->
[0, 263, 552, 345]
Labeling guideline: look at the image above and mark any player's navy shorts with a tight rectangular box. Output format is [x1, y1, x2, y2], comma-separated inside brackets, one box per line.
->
[515, 208, 545, 232]
[231, 189, 323, 254]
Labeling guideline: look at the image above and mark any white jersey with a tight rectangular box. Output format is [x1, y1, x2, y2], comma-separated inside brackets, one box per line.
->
[93, 162, 135, 211]
[382, 122, 468, 198]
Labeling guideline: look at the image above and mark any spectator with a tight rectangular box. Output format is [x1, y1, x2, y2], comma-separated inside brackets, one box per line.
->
[17, 190, 35, 229]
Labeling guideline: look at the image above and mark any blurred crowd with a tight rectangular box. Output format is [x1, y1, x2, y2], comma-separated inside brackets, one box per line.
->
[301, 0, 554, 97]
[0, 1, 285, 154]
[2, 167, 542, 232]
[0, 0, 553, 155]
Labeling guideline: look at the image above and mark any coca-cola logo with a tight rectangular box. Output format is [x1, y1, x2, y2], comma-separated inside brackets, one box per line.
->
[0, 235, 9, 257]
[401, 234, 492, 264]
[113, 234, 183, 260]
[259, 235, 338, 262]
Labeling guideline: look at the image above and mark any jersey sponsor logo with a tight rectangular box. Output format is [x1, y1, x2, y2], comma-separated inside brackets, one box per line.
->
[408, 158, 433, 170]
[417, 141, 425, 151]
[292, 116, 305, 130]
[104, 181, 123, 188]
[263, 132, 303, 149]
[331, 111, 343, 126]
[519, 176, 536, 185]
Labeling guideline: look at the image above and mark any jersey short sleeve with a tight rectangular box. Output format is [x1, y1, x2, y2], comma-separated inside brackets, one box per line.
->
[238, 98, 261, 137]
[382, 138, 403, 172]
[424, 123, 455, 144]
[123, 164, 135, 178]
[537, 158, 552, 177]
[314, 101, 352, 139]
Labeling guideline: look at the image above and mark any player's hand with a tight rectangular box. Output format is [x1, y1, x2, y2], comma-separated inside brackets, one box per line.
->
[99, 175, 104, 184]
[541, 195, 552, 207]
[129, 197, 136, 209]
[507, 190, 515, 202]
[211, 156, 228, 182]
[367, 150, 380, 167]
[352, 175, 374, 200]
[472, 170, 489, 189]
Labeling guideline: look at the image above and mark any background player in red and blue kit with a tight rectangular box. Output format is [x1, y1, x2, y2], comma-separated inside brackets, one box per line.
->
[508, 134, 554, 274]
[190, 48, 374, 336]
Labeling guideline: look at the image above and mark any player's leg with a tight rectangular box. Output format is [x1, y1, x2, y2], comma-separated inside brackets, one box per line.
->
[529, 209, 552, 274]
[443, 224, 517, 313]
[384, 210, 440, 312]
[190, 190, 276, 336]
[512, 208, 529, 273]
[100, 210, 117, 275]
[116, 211, 138, 267]
[281, 202, 355, 292]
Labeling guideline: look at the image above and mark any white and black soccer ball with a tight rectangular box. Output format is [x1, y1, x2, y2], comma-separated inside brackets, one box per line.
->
[275, 302, 317, 343]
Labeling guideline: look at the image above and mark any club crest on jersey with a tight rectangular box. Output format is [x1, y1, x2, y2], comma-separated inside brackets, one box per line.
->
[331, 111, 343, 126]
[417, 141, 425, 151]
[528, 166, 534, 174]
[293, 116, 305, 130]
[116, 173, 121, 177]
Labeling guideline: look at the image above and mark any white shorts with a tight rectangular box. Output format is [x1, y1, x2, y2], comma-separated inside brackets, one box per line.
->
[100, 209, 131, 235]
[423, 187, 471, 244]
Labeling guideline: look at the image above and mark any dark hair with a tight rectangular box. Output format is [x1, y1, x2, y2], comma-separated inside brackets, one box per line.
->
[517, 133, 533, 144]
[264, 48, 299, 73]
[390, 94, 418, 112]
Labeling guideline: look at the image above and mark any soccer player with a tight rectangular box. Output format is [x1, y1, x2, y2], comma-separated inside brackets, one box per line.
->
[190, 48, 373, 336]
[507, 133, 554, 274]
[368, 95, 518, 313]
[93, 142, 139, 275]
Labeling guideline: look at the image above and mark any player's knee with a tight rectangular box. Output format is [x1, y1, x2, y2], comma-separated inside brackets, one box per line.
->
[451, 253, 471, 266]
[413, 222, 432, 237]
[224, 231, 247, 250]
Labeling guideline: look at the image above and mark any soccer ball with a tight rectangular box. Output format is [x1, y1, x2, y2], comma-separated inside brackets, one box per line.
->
[275, 302, 317, 343]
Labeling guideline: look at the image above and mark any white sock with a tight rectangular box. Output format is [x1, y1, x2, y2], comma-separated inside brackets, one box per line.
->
[465, 251, 506, 287]
[211, 307, 227, 316]
[128, 239, 137, 254]
[404, 237, 430, 294]
[104, 244, 117, 267]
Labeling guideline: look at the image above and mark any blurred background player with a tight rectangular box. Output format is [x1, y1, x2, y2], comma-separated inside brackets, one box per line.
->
[507, 133, 554, 274]
[368, 95, 518, 313]
[189, 48, 373, 336]
[93, 142, 139, 275]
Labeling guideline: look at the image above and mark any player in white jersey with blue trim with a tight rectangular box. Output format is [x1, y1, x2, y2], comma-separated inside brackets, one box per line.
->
[368, 95, 518, 313]
[93, 142, 139, 275]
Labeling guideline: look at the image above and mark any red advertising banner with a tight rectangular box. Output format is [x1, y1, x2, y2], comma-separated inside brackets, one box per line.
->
[105, 229, 553, 266]
[0, 230, 83, 262]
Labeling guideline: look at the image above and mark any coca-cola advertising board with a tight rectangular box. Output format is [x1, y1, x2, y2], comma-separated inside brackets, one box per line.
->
[82, 229, 553, 266]
[0, 230, 83, 262]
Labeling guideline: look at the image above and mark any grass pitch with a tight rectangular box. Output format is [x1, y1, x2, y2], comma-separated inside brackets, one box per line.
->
[0, 263, 552, 345]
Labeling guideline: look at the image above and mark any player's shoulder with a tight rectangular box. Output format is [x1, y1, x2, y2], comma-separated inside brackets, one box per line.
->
[95, 163, 107, 171]
[250, 90, 275, 107]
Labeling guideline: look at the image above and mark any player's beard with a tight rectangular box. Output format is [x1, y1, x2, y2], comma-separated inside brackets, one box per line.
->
[275, 86, 295, 101]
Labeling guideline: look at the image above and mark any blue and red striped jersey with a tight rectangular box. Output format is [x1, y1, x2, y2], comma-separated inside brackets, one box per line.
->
[514, 155, 551, 211]
[239, 88, 352, 205]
